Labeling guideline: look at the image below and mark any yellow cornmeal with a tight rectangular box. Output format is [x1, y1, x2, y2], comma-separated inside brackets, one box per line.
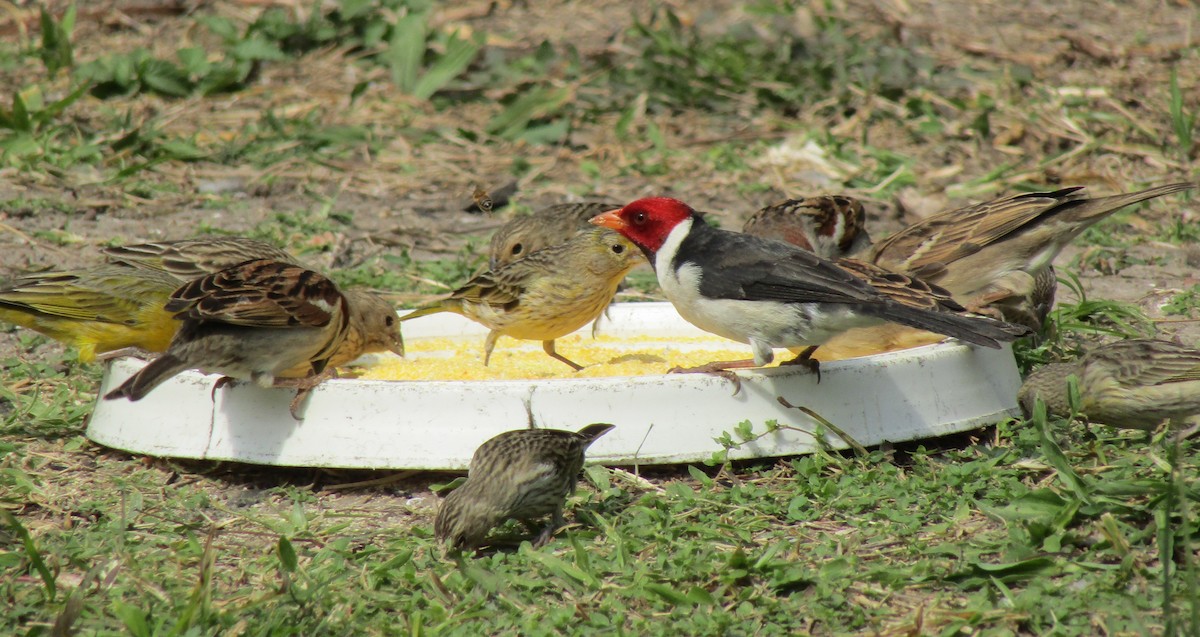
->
[357, 333, 766, 381]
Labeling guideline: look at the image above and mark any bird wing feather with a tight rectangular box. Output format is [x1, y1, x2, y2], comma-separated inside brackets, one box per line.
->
[165, 260, 339, 328]
[868, 188, 1087, 275]
[1089, 340, 1200, 386]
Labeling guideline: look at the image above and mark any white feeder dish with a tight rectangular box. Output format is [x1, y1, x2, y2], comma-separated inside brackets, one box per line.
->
[87, 302, 1023, 469]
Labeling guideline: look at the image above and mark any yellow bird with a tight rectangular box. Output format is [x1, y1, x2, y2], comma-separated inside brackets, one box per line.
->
[1, 238, 402, 365]
[403, 228, 643, 370]
[0, 261, 181, 362]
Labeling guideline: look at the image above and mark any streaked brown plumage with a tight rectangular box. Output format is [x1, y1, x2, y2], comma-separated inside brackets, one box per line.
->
[100, 237, 302, 278]
[104, 259, 352, 418]
[106, 237, 402, 365]
[434, 423, 616, 551]
[742, 195, 872, 259]
[404, 228, 643, 370]
[862, 183, 1194, 329]
[1018, 339, 1200, 431]
[0, 237, 401, 366]
[487, 202, 621, 269]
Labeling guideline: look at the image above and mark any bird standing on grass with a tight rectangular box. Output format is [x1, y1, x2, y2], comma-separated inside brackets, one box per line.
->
[104, 259, 354, 419]
[435, 423, 616, 551]
[742, 195, 872, 260]
[591, 197, 1029, 377]
[402, 228, 643, 371]
[1018, 339, 1200, 435]
[487, 202, 622, 269]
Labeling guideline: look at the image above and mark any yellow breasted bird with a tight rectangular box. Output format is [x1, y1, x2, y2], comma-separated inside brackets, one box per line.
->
[403, 228, 643, 370]
[0, 238, 402, 365]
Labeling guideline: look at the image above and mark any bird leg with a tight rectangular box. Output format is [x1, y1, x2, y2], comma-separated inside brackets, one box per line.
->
[543, 340, 584, 371]
[668, 359, 757, 395]
[779, 346, 822, 382]
[483, 331, 499, 367]
[272, 369, 338, 420]
[210, 375, 240, 401]
[532, 509, 567, 548]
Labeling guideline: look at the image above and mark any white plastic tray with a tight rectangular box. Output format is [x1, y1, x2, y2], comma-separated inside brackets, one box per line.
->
[87, 302, 1022, 469]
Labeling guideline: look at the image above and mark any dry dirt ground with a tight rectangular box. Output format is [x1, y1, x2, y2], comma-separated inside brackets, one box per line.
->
[0, 0, 1198, 601]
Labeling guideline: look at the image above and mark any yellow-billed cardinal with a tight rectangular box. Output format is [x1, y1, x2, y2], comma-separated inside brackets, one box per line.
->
[591, 197, 1031, 376]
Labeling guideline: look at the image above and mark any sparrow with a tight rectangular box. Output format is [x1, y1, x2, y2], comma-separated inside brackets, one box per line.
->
[1019, 339, 1200, 434]
[0, 238, 402, 366]
[435, 423, 615, 551]
[403, 228, 643, 370]
[742, 195, 873, 260]
[862, 183, 1195, 329]
[0, 261, 183, 362]
[488, 202, 622, 269]
[104, 259, 353, 419]
[590, 197, 1030, 375]
[105, 237, 403, 364]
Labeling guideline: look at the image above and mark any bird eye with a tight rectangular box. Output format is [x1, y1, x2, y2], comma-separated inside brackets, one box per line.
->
[632, 212, 647, 225]
[385, 316, 395, 326]
[612, 244, 624, 254]
[511, 243, 523, 256]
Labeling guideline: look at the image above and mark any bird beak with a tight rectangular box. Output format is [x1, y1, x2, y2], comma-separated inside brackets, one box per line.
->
[589, 208, 627, 231]
[390, 332, 405, 357]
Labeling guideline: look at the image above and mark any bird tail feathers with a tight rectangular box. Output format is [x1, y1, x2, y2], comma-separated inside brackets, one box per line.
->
[865, 305, 1031, 349]
[104, 354, 190, 401]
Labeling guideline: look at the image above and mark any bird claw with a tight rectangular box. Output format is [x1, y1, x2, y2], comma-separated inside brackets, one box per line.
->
[210, 376, 238, 401]
[668, 364, 744, 396]
[289, 388, 312, 420]
[779, 354, 821, 383]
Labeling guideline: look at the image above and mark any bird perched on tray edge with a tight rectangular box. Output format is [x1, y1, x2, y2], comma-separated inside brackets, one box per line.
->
[863, 182, 1196, 329]
[104, 259, 356, 419]
[0, 237, 403, 370]
[591, 197, 1030, 377]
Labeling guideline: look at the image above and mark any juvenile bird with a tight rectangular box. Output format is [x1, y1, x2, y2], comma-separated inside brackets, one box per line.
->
[403, 228, 643, 370]
[742, 195, 872, 260]
[434, 422, 616, 551]
[0, 261, 183, 362]
[488, 202, 621, 269]
[1018, 339, 1200, 433]
[591, 197, 1029, 376]
[104, 259, 353, 418]
[862, 183, 1195, 329]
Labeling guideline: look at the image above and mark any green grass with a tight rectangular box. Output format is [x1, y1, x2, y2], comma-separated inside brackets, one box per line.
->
[3, 382, 1197, 634]
[3, 1, 1200, 635]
